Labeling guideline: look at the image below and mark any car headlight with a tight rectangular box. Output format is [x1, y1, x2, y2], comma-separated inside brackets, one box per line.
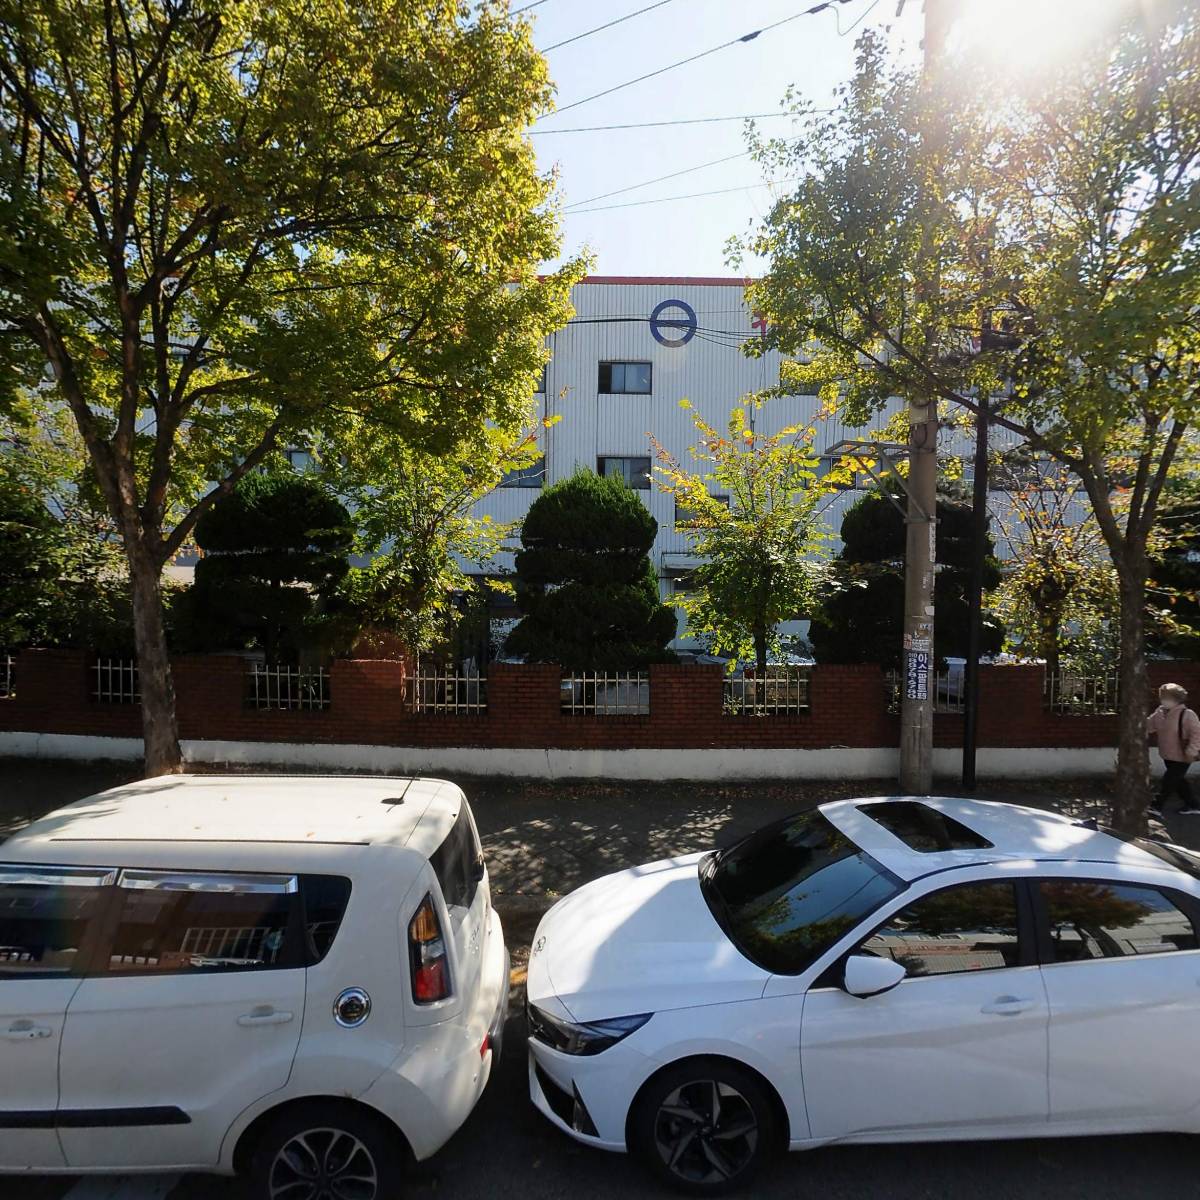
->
[527, 1005, 651, 1056]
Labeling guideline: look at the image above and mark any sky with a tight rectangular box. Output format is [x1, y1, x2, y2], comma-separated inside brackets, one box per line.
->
[524, 0, 1142, 277]
[526, 0, 927, 277]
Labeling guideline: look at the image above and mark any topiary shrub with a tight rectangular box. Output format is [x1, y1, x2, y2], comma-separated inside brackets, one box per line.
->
[505, 470, 677, 669]
[182, 472, 353, 659]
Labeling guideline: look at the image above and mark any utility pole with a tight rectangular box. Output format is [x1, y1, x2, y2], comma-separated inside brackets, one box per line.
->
[962, 389, 989, 789]
[898, 0, 950, 794]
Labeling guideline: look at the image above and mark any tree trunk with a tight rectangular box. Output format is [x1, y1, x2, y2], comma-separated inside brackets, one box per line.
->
[1112, 564, 1150, 834]
[754, 628, 768, 677]
[128, 545, 182, 776]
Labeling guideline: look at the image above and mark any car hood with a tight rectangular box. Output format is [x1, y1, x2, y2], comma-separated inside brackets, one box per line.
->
[526, 853, 770, 1024]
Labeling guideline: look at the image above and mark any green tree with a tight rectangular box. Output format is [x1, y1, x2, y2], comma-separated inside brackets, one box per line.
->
[743, 9, 1200, 830]
[505, 470, 677, 670]
[184, 472, 352, 660]
[989, 459, 1119, 676]
[809, 491, 1003, 668]
[650, 400, 832, 674]
[324, 417, 551, 659]
[0, 399, 133, 649]
[0, 0, 578, 773]
[1149, 481, 1200, 661]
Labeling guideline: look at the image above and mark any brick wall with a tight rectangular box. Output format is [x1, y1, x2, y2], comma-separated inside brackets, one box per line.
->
[2, 649, 1199, 752]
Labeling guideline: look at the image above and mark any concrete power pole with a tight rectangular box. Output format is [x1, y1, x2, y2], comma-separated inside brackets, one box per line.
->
[898, 0, 951, 794]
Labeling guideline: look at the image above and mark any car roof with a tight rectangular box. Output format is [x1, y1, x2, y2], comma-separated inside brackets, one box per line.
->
[2, 774, 464, 872]
[821, 795, 1184, 884]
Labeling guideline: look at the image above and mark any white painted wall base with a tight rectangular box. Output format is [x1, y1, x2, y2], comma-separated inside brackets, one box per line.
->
[0, 731, 1122, 780]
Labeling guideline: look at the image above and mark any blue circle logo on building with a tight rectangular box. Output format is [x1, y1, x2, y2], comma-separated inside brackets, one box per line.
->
[649, 298, 697, 348]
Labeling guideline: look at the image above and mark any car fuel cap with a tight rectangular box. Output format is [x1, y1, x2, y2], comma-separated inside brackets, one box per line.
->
[333, 987, 372, 1028]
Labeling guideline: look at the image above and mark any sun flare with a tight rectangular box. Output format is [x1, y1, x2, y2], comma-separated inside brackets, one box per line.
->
[948, 0, 1141, 71]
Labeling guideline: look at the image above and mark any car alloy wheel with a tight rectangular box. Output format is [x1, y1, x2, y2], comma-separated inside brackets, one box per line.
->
[652, 1079, 759, 1186]
[268, 1126, 380, 1200]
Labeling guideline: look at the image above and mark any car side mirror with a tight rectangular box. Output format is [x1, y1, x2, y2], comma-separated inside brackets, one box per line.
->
[842, 954, 906, 998]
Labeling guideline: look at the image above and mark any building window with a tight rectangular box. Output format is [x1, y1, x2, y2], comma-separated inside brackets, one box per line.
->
[675, 495, 729, 528]
[499, 457, 545, 489]
[285, 447, 315, 471]
[535, 363, 547, 393]
[598, 361, 652, 395]
[598, 456, 651, 490]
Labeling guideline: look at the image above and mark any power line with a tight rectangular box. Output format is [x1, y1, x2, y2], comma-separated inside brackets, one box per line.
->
[566, 133, 804, 209]
[566, 148, 754, 209]
[540, 1, 678, 53]
[838, 0, 883, 35]
[540, 1, 857, 119]
[566, 177, 799, 214]
[511, 0, 549, 14]
[529, 113, 807, 135]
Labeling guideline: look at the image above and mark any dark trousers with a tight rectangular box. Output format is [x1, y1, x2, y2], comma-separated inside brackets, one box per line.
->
[1157, 760, 1195, 809]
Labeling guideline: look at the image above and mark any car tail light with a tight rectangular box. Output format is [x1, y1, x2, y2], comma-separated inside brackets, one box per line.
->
[409, 894, 451, 1004]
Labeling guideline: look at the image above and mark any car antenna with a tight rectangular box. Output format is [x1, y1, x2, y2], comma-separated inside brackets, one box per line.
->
[380, 777, 419, 807]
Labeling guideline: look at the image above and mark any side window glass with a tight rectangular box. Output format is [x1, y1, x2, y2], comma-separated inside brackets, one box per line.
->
[1041, 880, 1199, 962]
[302, 875, 352, 964]
[0, 870, 110, 977]
[857, 881, 1020, 977]
[430, 808, 482, 912]
[105, 874, 294, 974]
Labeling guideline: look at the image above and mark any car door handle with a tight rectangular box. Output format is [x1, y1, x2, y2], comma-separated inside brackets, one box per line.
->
[237, 1008, 294, 1027]
[2, 1021, 53, 1041]
[981, 997, 1036, 1016]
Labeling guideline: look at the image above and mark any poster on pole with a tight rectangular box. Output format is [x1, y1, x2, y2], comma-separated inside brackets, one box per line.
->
[905, 650, 930, 701]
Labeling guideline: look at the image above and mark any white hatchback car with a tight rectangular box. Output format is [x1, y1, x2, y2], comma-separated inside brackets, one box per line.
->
[0, 773, 508, 1200]
[527, 796, 1200, 1193]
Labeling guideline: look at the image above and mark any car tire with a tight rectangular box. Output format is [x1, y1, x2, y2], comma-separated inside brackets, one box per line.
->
[249, 1101, 405, 1200]
[628, 1057, 779, 1195]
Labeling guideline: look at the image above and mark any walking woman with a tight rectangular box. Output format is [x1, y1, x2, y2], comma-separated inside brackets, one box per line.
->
[1147, 683, 1200, 816]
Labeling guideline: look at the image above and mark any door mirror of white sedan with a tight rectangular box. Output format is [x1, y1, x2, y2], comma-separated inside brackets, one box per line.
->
[842, 954, 907, 998]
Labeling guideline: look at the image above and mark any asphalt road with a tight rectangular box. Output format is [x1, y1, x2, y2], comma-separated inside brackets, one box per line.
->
[5, 762, 1200, 1198]
[16, 989, 1200, 1200]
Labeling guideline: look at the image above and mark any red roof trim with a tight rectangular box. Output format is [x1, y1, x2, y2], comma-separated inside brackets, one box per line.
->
[576, 275, 753, 287]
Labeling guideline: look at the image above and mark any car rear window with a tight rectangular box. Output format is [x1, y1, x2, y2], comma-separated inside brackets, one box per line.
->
[700, 809, 904, 975]
[858, 801, 993, 852]
[301, 875, 352, 964]
[430, 806, 482, 911]
[1100, 830, 1200, 881]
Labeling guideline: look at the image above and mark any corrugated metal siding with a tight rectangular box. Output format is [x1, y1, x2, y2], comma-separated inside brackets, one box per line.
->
[469, 280, 1052, 589]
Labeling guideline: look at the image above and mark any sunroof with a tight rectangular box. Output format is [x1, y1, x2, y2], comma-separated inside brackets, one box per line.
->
[858, 801, 993, 852]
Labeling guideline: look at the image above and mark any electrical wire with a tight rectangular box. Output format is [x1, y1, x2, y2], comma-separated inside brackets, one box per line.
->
[511, 0, 549, 14]
[837, 0, 883, 35]
[565, 148, 756, 210]
[540, 1, 678, 53]
[565, 177, 799, 214]
[529, 113, 811, 135]
[540, 1, 857, 119]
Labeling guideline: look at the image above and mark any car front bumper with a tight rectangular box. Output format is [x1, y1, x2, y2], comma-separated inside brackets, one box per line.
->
[527, 1025, 655, 1153]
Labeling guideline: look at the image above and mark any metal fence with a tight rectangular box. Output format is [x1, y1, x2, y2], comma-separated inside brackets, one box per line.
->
[245, 663, 331, 711]
[92, 657, 140, 704]
[1045, 669, 1119, 715]
[561, 672, 650, 716]
[886, 668, 967, 715]
[0, 653, 12, 699]
[724, 669, 812, 716]
[409, 664, 488, 714]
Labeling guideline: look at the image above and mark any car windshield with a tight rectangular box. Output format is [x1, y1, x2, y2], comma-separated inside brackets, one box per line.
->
[700, 809, 903, 975]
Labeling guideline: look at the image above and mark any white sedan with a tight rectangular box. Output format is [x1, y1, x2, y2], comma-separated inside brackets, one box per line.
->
[526, 797, 1200, 1193]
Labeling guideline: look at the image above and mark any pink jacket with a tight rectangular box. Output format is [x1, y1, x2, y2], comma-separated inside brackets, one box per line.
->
[1147, 704, 1200, 763]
